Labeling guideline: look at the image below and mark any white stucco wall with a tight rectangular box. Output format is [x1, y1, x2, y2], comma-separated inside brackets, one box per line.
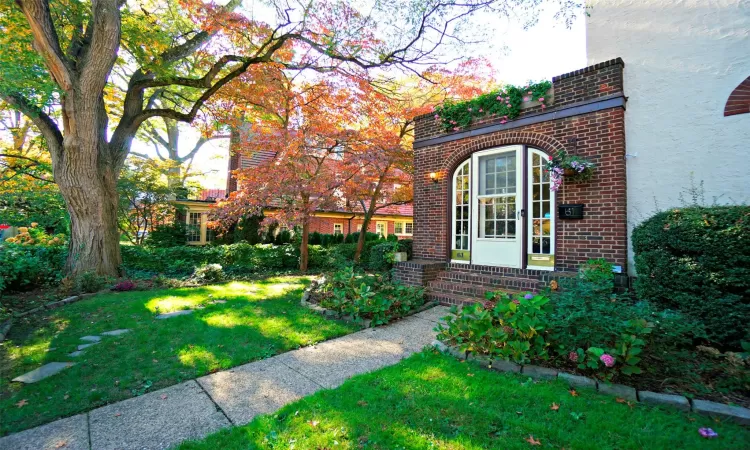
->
[586, 0, 750, 274]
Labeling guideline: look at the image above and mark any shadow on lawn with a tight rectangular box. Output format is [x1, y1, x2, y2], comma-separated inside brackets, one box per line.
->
[0, 277, 352, 436]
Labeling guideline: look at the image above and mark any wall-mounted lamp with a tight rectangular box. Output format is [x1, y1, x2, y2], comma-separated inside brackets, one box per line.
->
[429, 172, 439, 183]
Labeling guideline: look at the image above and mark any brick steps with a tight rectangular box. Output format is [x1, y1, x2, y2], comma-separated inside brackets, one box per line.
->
[433, 270, 535, 292]
[425, 290, 482, 307]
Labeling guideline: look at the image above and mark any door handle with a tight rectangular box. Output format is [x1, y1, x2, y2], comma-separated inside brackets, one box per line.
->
[517, 209, 525, 220]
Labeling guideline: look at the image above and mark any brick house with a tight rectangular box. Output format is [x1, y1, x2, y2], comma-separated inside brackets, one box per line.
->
[393, 58, 628, 305]
[174, 145, 413, 245]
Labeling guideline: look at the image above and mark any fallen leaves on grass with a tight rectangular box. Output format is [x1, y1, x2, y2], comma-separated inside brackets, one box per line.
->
[308, 420, 320, 428]
[569, 390, 579, 397]
[15, 399, 28, 408]
[616, 397, 626, 403]
[525, 435, 542, 445]
[550, 402, 560, 411]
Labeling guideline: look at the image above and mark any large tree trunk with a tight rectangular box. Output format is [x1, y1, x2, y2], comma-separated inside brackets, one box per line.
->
[55, 120, 123, 277]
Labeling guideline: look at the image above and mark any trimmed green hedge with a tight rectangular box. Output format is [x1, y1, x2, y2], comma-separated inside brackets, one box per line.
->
[632, 206, 750, 349]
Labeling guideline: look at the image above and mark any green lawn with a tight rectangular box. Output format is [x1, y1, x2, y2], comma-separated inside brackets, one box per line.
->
[179, 351, 750, 450]
[0, 276, 356, 436]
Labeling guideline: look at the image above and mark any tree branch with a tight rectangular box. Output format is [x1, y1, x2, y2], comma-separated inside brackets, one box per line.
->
[16, 0, 74, 90]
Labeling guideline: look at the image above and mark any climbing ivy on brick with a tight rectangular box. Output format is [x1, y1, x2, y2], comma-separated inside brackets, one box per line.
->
[434, 80, 552, 132]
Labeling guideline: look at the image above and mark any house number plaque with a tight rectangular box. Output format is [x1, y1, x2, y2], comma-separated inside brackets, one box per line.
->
[558, 204, 584, 220]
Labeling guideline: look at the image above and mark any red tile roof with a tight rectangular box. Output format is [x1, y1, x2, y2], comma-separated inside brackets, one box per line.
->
[199, 189, 226, 201]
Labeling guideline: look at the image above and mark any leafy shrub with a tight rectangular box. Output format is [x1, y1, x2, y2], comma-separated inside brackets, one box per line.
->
[317, 266, 425, 326]
[112, 279, 138, 291]
[578, 258, 614, 295]
[192, 264, 224, 283]
[144, 222, 187, 247]
[4, 223, 66, 246]
[436, 291, 551, 364]
[368, 241, 400, 272]
[74, 271, 109, 294]
[343, 231, 380, 244]
[274, 229, 292, 245]
[632, 206, 750, 349]
[0, 243, 66, 293]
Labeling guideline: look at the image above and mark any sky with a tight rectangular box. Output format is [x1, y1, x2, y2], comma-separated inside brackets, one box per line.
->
[132, 4, 587, 190]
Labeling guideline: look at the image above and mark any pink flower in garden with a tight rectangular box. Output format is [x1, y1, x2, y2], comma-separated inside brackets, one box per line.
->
[468, 107, 472, 112]
[539, 97, 545, 102]
[497, 96, 502, 100]
[500, 120, 507, 124]
[527, 91, 532, 95]
[569, 352, 578, 362]
[503, 115, 508, 119]
[453, 127, 460, 131]
[698, 428, 718, 439]
[434, 114, 440, 120]
[479, 108, 483, 112]
[541, 105, 546, 110]
[512, 299, 520, 305]
[523, 96, 530, 102]
[600, 354, 615, 367]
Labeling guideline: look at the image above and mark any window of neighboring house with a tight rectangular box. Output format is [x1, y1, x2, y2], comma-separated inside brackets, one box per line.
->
[187, 213, 202, 242]
[376, 222, 387, 237]
[394, 221, 413, 236]
[356, 224, 363, 232]
[333, 223, 343, 235]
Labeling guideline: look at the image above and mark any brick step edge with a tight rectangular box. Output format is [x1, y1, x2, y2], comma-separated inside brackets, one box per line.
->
[431, 340, 750, 426]
[426, 291, 483, 307]
[300, 297, 438, 329]
[428, 281, 519, 298]
[0, 319, 12, 343]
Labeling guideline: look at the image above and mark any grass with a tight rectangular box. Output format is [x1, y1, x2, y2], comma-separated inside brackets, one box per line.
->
[179, 351, 750, 450]
[0, 276, 356, 436]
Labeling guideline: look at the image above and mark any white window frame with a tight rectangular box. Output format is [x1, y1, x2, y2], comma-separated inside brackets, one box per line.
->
[394, 220, 413, 236]
[356, 224, 363, 232]
[375, 221, 388, 237]
[333, 223, 343, 235]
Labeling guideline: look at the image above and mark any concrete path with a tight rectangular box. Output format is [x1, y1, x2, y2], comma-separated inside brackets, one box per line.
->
[0, 306, 448, 450]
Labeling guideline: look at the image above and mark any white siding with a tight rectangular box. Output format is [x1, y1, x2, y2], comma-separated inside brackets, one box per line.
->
[586, 0, 750, 273]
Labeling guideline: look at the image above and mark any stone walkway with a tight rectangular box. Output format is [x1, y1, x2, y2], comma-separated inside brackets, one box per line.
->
[0, 306, 448, 450]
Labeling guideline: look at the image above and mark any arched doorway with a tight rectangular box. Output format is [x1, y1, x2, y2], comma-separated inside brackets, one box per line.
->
[450, 145, 555, 269]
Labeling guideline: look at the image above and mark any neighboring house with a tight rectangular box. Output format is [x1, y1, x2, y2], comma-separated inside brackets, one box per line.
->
[394, 58, 630, 304]
[586, 0, 749, 270]
[174, 147, 413, 245]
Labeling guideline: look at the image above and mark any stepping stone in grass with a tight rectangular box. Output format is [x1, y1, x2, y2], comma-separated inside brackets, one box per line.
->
[78, 342, 99, 350]
[12, 362, 76, 383]
[156, 310, 194, 320]
[101, 329, 131, 336]
[80, 335, 101, 342]
[68, 351, 84, 357]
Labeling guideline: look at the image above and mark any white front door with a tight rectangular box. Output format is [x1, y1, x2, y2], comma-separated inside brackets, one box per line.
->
[471, 146, 523, 267]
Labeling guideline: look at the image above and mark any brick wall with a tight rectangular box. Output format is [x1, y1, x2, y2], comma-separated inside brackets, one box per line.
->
[411, 58, 628, 272]
[308, 216, 412, 238]
[724, 75, 750, 117]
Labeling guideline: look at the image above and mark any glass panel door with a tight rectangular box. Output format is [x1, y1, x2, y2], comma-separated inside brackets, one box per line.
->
[527, 148, 555, 269]
[471, 146, 522, 268]
[452, 160, 471, 261]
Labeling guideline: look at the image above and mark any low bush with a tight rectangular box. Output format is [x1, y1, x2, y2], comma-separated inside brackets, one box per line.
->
[343, 231, 381, 244]
[316, 266, 425, 326]
[632, 206, 750, 349]
[0, 243, 66, 293]
[436, 291, 551, 364]
[111, 280, 138, 291]
[192, 264, 225, 283]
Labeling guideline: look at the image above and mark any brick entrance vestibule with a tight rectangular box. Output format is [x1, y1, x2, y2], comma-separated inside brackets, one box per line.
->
[394, 58, 629, 305]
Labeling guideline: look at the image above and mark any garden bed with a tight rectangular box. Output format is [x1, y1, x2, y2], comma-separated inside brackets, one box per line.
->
[435, 340, 750, 426]
[301, 270, 430, 327]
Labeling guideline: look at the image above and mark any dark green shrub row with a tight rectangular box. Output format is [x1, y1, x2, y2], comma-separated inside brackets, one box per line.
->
[1, 238, 414, 294]
[632, 206, 750, 349]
